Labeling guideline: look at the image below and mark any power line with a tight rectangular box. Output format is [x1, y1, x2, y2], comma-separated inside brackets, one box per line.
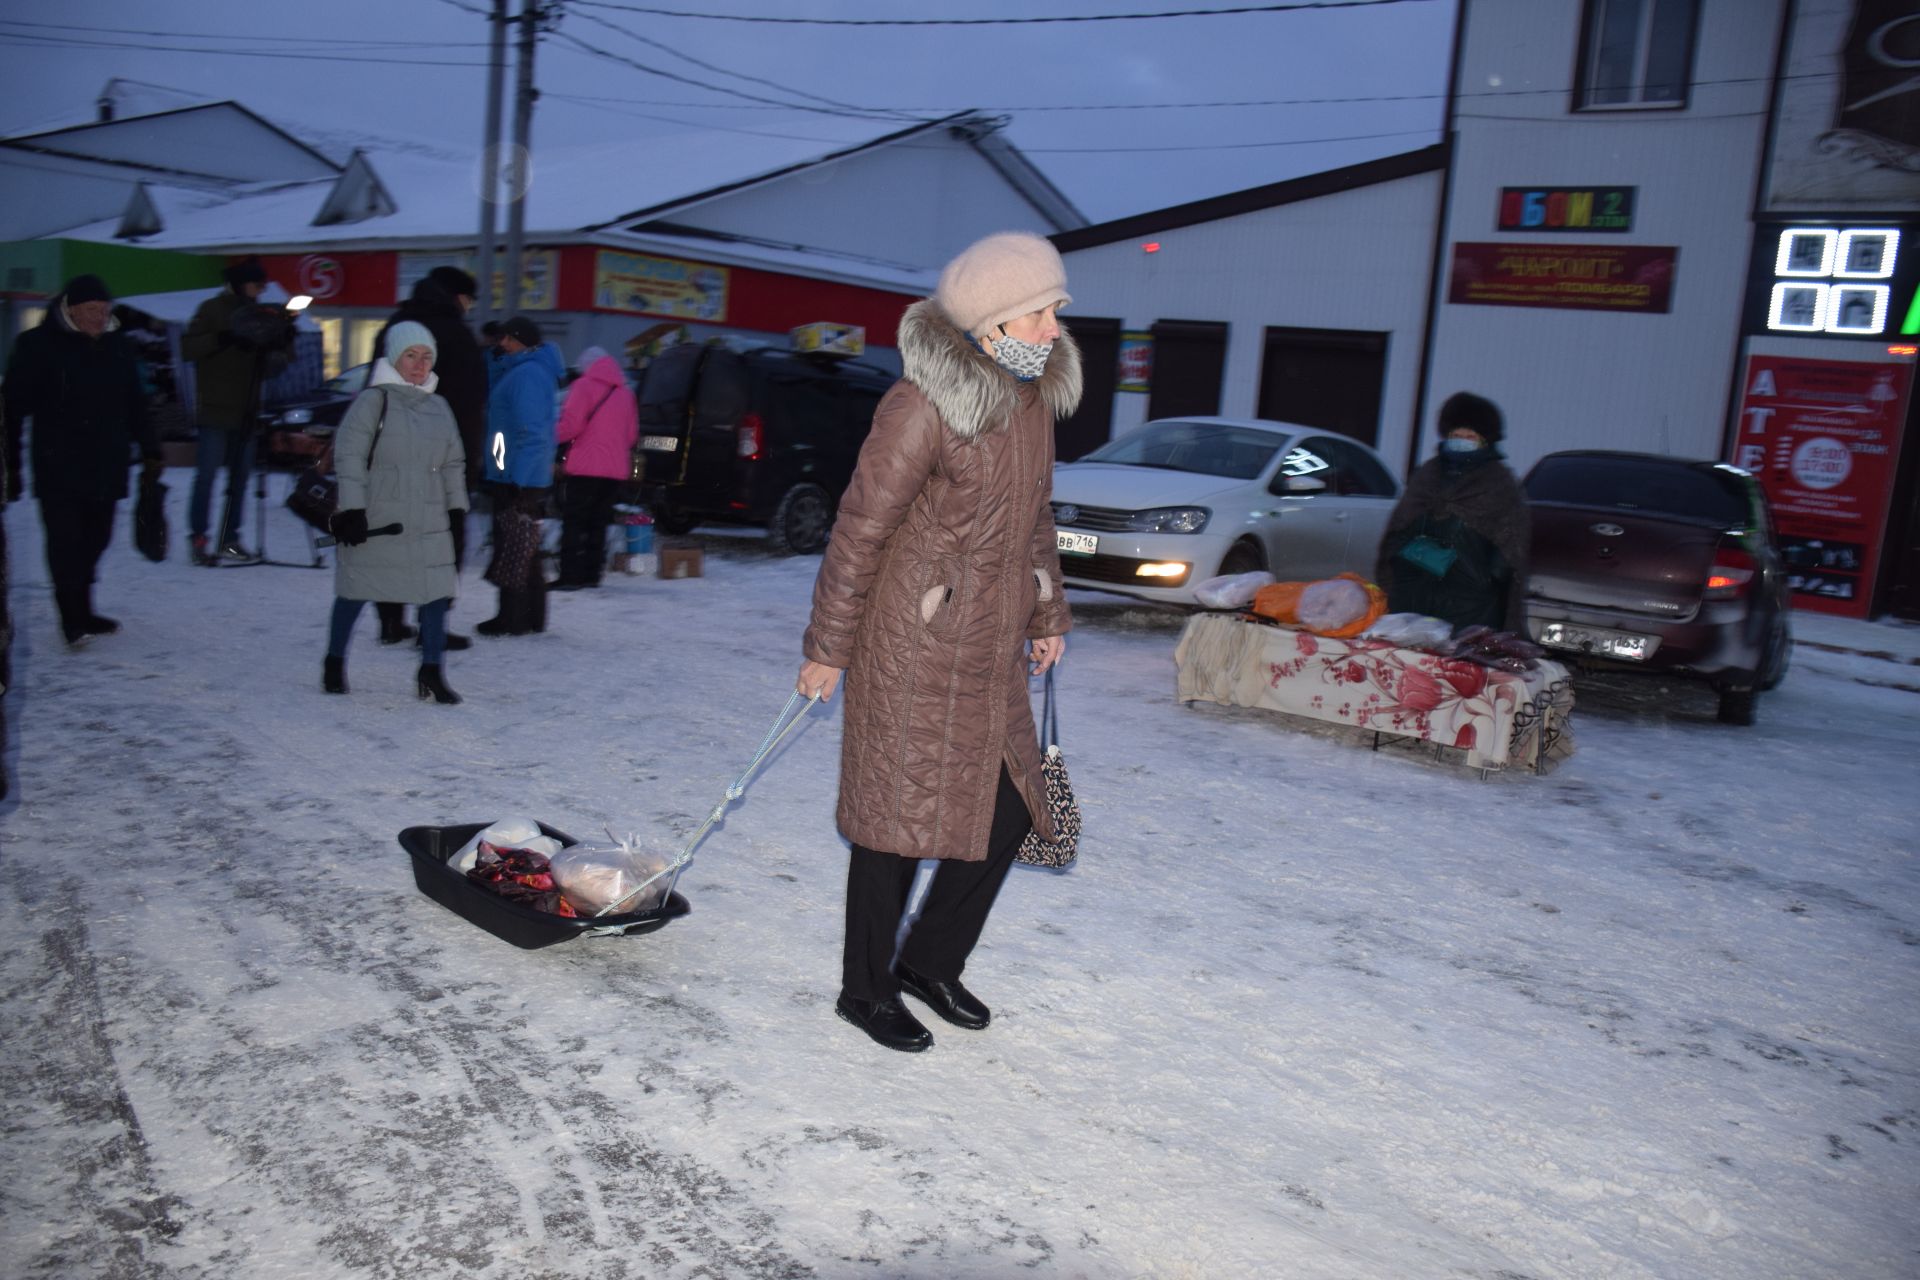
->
[0, 31, 494, 67]
[545, 28, 910, 121]
[0, 17, 488, 49]
[1021, 127, 1437, 153]
[522, 68, 1825, 118]
[572, 0, 1436, 24]
[566, 7, 921, 122]
[544, 90, 875, 142]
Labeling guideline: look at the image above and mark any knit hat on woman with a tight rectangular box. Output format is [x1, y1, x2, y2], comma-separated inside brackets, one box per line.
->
[935, 232, 1071, 335]
[385, 320, 437, 363]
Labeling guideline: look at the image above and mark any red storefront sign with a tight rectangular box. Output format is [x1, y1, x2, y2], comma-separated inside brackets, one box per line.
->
[252, 251, 398, 309]
[1447, 242, 1677, 313]
[1731, 355, 1914, 616]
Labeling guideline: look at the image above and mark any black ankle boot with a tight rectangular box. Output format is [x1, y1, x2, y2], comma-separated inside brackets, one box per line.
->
[323, 655, 347, 695]
[416, 663, 462, 705]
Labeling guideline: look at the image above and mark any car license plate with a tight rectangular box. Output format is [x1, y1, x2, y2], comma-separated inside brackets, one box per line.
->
[1537, 622, 1654, 661]
[641, 434, 680, 452]
[1057, 530, 1098, 556]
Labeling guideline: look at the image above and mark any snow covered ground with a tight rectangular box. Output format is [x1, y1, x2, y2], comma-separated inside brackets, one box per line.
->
[2, 479, 1916, 1279]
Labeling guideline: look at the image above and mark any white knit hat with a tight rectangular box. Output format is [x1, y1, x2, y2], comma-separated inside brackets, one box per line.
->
[935, 232, 1071, 335]
[384, 320, 437, 363]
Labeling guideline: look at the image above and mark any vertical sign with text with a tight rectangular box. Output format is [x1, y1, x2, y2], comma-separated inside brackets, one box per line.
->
[1732, 355, 1914, 616]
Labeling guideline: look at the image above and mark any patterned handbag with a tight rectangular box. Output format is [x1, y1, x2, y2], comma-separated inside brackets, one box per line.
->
[1017, 670, 1081, 869]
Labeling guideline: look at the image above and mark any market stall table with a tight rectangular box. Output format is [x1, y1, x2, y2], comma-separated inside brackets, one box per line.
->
[1173, 612, 1574, 773]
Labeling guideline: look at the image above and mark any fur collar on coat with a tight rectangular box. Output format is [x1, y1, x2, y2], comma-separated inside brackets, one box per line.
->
[896, 298, 1082, 440]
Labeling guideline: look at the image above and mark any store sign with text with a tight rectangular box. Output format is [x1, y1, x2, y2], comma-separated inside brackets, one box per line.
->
[1116, 331, 1153, 392]
[592, 250, 728, 322]
[1732, 355, 1914, 616]
[1447, 242, 1676, 313]
[1497, 186, 1635, 233]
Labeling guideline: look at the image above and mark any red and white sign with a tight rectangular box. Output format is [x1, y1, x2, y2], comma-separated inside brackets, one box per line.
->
[1733, 355, 1914, 616]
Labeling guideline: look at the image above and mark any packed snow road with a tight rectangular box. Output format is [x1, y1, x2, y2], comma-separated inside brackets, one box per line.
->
[2, 490, 1916, 1279]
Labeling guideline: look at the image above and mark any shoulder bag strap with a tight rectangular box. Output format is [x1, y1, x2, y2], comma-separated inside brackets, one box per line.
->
[1039, 669, 1061, 750]
[366, 388, 389, 470]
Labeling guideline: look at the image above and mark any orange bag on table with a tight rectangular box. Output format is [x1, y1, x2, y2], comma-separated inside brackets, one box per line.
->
[1251, 572, 1385, 638]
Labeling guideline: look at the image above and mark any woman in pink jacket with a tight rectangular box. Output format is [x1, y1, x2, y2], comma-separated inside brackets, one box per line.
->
[552, 346, 638, 590]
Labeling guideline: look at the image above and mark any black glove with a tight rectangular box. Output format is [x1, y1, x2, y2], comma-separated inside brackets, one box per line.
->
[449, 510, 468, 572]
[330, 508, 370, 546]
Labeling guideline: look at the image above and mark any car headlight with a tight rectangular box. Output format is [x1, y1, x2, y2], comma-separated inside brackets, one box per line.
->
[1126, 506, 1210, 534]
[280, 407, 313, 426]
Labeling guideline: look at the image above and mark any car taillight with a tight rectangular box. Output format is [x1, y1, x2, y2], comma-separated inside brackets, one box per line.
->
[1705, 542, 1756, 600]
[736, 412, 764, 461]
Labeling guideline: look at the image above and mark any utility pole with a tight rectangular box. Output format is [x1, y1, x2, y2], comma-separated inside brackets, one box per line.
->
[474, 0, 509, 331]
[502, 0, 540, 317]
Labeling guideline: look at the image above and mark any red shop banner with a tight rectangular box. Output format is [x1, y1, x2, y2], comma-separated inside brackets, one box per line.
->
[1731, 355, 1914, 617]
[1447, 242, 1676, 314]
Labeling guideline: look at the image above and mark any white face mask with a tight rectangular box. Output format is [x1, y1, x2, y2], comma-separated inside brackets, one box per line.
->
[1441, 436, 1483, 454]
[991, 333, 1053, 380]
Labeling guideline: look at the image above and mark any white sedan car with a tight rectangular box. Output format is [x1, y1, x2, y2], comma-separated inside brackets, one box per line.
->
[1049, 417, 1403, 606]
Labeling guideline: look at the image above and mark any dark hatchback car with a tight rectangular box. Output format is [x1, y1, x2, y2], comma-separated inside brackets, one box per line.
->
[259, 362, 370, 467]
[1523, 451, 1792, 725]
[636, 343, 893, 553]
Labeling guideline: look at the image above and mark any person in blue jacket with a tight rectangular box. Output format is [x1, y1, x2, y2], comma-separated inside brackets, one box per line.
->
[478, 315, 564, 636]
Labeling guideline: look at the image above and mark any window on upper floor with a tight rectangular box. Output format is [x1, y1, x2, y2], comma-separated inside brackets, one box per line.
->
[1574, 0, 1701, 111]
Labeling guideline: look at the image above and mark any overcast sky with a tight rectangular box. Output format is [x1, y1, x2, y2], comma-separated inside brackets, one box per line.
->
[0, 0, 1459, 224]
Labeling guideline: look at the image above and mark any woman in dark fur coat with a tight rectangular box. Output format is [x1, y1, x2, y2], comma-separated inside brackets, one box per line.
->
[1375, 391, 1531, 635]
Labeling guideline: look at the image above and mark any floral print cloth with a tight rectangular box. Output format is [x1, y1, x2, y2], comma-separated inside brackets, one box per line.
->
[1174, 613, 1574, 773]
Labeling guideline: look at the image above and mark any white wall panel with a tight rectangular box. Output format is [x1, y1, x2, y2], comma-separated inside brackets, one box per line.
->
[1061, 170, 1443, 473]
[1429, 0, 1785, 476]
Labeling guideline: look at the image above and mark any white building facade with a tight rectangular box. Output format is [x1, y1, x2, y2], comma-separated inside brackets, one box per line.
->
[1057, 0, 1920, 618]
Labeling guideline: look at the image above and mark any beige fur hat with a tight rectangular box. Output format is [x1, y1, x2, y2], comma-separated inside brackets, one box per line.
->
[935, 232, 1071, 335]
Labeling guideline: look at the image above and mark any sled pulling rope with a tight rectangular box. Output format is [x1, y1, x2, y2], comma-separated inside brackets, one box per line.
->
[593, 690, 820, 918]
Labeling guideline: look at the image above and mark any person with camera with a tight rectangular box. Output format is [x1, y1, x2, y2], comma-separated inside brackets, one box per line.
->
[3, 274, 162, 647]
[181, 256, 292, 566]
[322, 323, 468, 704]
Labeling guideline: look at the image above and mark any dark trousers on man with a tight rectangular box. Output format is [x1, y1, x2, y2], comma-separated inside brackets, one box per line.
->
[189, 425, 252, 544]
[40, 497, 117, 635]
[557, 475, 619, 587]
[841, 764, 1031, 1002]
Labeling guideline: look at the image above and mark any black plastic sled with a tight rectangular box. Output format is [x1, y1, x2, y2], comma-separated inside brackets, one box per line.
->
[400, 821, 690, 950]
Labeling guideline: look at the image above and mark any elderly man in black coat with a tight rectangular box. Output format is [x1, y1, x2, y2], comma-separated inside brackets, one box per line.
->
[371, 265, 488, 648]
[4, 274, 161, 646]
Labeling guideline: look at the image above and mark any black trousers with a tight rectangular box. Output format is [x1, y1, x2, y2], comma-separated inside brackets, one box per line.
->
[841, 764, 1031, 1001]
[40, 498, 117, 630]
[557, 476, 619, 586]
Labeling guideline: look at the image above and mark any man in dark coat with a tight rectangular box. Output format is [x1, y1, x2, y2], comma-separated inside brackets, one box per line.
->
[3, 274, 161, 646]
[370, 265, 486, 648]
[1375, 391, 1531, 635]
[181, 255, 288, 565]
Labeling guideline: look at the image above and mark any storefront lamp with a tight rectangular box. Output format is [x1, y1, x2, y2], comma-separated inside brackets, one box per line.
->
[1142, 242, 1161, 253]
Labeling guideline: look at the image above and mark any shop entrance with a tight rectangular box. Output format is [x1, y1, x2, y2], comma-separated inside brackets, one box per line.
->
[1147, 319, 1227, 421]
[1056, 315, 1119, 460]
[1257, 326, 1388, 447]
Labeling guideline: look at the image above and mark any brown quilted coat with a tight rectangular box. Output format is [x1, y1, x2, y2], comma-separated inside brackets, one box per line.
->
[803, 299, 1082, 861]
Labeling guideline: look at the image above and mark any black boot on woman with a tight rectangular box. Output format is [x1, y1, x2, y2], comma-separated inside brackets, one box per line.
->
[323, 656, 347, 695]
[416, 664, 462, 705]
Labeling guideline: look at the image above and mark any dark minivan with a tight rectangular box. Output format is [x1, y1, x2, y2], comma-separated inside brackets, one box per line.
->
[1523, 451, 1792, 725]
[636, 343, 895, 553]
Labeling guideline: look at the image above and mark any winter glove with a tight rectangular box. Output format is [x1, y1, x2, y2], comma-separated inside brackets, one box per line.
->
[330, 508, 370, 547]
[449, 510, 468, 572]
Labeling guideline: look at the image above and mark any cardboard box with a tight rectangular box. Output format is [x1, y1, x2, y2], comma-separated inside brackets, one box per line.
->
[658, 546, 703, 579]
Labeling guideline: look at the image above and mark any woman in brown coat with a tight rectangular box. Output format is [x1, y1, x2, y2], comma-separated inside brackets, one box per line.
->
[797, 232, 1081, 1052]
